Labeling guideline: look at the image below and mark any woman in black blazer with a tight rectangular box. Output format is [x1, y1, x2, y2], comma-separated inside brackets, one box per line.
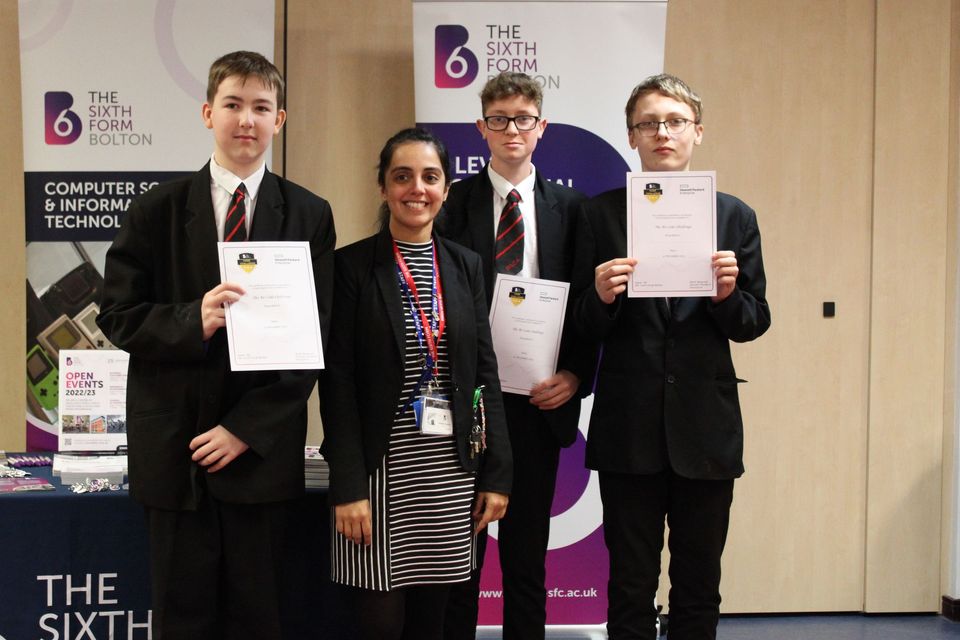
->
[320, 128, 511, 640]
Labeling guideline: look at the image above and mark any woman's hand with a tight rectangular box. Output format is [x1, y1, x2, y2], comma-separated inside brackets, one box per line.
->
[473, 491, 509, 533]
[335, 499, 372, 546]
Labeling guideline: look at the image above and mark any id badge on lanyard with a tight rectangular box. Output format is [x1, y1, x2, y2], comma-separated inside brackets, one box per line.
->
[415, 382, 454, 436]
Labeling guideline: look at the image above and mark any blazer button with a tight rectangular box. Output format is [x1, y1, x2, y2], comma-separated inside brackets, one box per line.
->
[666, 339, 676, 349]
[666, 375, 676, 384]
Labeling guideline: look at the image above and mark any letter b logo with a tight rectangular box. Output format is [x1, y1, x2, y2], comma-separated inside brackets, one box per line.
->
[45, 91, 82, 145]
[435, 25, 478, 88]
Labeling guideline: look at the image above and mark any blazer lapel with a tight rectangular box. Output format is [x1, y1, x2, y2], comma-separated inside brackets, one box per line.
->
[183, 163, 222, 294]
[533, 172, 561, 280]
[434, 237, 462, 361]
[373, 229, 407, 359]
[249, 170, 285, 241]
[466, 168, 497, 302]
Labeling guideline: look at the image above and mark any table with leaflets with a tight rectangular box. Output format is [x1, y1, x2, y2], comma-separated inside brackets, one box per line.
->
[0, 460, 351, 639]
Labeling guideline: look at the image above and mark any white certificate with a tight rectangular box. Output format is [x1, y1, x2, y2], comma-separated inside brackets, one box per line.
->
[218, 241, 324, 371]
[58, 349, 129, 453]
[488, 274, 568, 395]
[626, 171, 717, 297]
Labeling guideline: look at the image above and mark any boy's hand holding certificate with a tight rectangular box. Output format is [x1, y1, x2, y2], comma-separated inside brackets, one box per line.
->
[218, 241, 324, 371]
[488, 274, 568, 395]
[626, 171, 717, 297]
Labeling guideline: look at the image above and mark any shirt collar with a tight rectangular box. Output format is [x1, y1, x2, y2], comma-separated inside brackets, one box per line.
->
[487, 164, 537, 201]
[209, 153, 266, 200]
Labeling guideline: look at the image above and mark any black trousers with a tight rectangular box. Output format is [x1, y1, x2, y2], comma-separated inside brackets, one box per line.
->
[444, 394, 561, 640]
[599, 470, 734, 640]
[145, 491, 289, 640]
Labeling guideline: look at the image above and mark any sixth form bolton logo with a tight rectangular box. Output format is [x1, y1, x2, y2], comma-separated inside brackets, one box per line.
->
[45, 91, 82, 145]
[435, 25, 478, 88]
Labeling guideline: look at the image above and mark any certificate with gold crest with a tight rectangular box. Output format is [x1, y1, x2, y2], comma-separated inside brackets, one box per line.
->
[626, 171, 717, 297]
[488, 274, 569, 395]
[218, 241, 324, 371]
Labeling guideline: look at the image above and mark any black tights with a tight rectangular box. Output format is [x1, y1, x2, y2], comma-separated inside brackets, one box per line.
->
[353, 584, 451, 640]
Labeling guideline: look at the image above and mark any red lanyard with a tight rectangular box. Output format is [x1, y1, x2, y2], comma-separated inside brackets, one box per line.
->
[392, 240, 446, 377]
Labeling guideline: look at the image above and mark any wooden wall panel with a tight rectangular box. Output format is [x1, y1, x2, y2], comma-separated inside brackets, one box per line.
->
[941, 0, 960, 603]
[284, 0, 415, 249]
[0, 2, 27, 452]
[867, 0, 952, 612]
[662, 0, 875, 612]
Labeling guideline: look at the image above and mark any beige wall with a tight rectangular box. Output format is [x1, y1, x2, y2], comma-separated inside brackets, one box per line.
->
[943, 0, 960, 602]
[2, 0, 958, 613]
[1, 1, 26, 452]
[866, 0, 954, 611]
[284, 1, 416, 247]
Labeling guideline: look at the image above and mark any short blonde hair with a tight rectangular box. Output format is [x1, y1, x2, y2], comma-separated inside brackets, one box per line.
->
[624, 74, 702, 129]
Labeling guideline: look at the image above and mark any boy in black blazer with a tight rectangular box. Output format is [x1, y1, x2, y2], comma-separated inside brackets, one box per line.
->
[97, 51, 335, 640]
[438, 72, 588, 640]
[572, 74, 770, 639]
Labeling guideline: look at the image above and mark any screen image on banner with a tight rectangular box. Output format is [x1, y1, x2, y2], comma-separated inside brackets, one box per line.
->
[414, 0, 667, 630]
[19, 1, 275, 451]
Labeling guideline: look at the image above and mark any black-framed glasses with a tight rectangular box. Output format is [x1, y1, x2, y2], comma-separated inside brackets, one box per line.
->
[483, 115, 540, 132]
[630, 118, 696, 137]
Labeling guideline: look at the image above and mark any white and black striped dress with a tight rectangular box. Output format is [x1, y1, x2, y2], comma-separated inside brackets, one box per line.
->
[332, 240, 477, 591]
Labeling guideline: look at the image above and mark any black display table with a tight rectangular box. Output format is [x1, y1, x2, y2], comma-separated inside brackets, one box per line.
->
[0, 461, 352, 639]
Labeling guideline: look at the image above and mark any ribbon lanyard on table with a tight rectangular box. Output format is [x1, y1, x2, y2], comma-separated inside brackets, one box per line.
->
[392, 240, 446, 384]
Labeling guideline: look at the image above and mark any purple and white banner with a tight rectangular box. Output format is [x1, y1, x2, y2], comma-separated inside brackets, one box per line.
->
[413, 0, 667, 630]
[19, 0, 275, 451]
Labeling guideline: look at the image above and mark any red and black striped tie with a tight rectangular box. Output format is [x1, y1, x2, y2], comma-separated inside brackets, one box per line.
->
[225, 183, 248, 242]
[495, 189, 524, 274]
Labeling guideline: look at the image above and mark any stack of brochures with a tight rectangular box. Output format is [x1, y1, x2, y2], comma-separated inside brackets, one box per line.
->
[0, 477, 55, 492]
[52, 454, 127, 485]
[304, 446, 329, 489]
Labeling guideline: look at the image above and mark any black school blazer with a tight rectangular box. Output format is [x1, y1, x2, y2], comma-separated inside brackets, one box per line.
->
[98, 163, 336, 509]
